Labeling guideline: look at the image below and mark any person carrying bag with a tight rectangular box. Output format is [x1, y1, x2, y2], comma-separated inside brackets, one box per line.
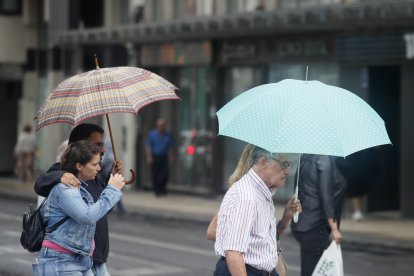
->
[312, 241, 344, 276]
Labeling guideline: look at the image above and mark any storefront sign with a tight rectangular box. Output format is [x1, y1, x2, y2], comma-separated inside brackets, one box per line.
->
[275, 40, 331, 59]
[220, 42, 257, 64]
[141, 41, 211, 66]
[218, 37, 334, 65]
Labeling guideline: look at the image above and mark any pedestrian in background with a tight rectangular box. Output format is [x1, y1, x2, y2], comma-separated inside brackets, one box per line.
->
[34, 123, 124, 276]
[32, 140, 125, 275]
[145, 118, 175, 197]
[336, 148, 378, 221]
[291, 154, 347, 276]
[213, 144, 292, 276]
[14, 124, 37, 182]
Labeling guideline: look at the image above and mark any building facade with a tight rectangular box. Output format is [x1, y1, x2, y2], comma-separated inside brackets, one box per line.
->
[0, 0, 47, 174]
[8, 0, 414, 217]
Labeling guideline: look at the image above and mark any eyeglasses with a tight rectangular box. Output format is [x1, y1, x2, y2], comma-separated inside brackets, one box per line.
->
[269, 157, 291, 170]
[95, 142, 104, 148]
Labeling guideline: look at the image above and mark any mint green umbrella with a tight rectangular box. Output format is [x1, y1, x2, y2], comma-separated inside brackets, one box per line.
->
[217, 79, 391, 223]
[217, 79, 391, 158]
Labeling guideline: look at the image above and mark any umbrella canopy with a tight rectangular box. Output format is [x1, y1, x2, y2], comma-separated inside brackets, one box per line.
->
[35, 65, 179, 185]
[35, 66, 179, 130]
[217, 79, 391, 157]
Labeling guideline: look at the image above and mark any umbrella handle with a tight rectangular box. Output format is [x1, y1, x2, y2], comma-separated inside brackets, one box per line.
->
[293, 154, 301, 223]
[125, 169, 136, 185]
[293, 186, 299, 223]
[105, 114, 136, 185]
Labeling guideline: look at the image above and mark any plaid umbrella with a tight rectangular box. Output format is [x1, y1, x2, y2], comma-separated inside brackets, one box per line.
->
[35, 62, 179, 184]
[35, 66, 179, 129]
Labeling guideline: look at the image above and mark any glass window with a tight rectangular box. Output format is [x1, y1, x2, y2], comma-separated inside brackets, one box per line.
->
[174, 0, 185, 19]
[227, 0, 239, 15]
[213, 0, 228, 15]
[176, 67, 214, 189]
[244, 0, 262, 12]
[221, 66, 266, 185]
[196, 0, 213, 16]
[0, 0, 22, 15]
[268, 62, 339, 85]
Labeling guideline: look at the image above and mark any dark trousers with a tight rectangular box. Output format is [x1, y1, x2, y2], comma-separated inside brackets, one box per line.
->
[213, 257, 279, 276]
[151, 155, 169, 196]
[292, 225, 331, 276]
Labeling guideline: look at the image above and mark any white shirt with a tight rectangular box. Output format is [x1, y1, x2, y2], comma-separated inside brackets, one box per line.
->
[215, 169, 278, 271]
[14, 132, 36, 155]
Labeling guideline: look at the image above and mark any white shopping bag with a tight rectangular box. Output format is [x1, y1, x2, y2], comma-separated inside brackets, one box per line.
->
[312, 241, 344, 276]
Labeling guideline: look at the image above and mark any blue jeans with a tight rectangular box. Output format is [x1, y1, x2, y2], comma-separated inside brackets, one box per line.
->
[91, 262, 111, 276]
[214, 257, 279, 276]
[33, 247, 93, 275]
[292, 225, 331, 276]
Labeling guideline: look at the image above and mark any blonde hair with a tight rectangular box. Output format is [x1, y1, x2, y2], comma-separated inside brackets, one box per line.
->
[228, 144, 255, 186]
[227, 144, 287, 186]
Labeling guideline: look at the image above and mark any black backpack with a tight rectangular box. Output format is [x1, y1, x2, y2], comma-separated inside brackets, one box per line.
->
[20, 198, 68, 252]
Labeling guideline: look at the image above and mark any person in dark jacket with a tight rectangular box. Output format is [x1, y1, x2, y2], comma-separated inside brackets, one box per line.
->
[291, 154, 347, 276]
[34, 123, 123, 276]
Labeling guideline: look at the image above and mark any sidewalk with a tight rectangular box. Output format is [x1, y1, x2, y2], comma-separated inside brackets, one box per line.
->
[1, 177, 414, 252]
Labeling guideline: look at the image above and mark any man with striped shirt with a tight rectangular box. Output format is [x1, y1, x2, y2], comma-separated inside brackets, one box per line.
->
[214, 146, 290, 276]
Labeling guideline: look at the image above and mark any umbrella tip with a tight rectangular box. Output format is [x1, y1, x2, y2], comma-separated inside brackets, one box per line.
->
[305, 66, 309, 82]
[94, 54, 100, 69]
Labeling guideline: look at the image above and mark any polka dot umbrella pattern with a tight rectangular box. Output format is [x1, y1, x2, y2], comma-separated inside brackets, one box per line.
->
[216, 79, 391, 158]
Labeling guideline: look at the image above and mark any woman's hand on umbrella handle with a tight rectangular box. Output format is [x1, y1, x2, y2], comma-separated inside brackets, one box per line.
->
[108, 173, 125, 190]
[112, 160, 135, 185]
[112, 160, 124, 176]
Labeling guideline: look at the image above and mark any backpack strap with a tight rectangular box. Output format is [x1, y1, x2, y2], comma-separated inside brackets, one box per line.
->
[46, 216, 69, 233]
[37, 197, 48, 210]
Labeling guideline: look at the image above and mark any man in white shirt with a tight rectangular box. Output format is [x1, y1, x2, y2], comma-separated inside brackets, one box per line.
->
[214, 145, 291, 276]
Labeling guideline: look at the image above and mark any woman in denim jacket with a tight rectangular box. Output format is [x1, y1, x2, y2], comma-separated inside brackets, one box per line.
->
[33, 140, 125, 275]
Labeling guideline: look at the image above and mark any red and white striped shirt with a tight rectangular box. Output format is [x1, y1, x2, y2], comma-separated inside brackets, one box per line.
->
[215, 169, 278, 271]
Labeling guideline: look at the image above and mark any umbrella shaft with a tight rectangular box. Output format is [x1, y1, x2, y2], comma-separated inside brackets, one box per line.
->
[105, 114, 118, 162]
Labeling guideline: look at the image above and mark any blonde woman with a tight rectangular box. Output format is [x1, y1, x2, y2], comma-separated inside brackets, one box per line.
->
[209, 144, 301, 276]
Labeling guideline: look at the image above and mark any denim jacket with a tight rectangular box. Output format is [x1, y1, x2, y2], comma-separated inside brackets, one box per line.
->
[41, 182, 122, 256]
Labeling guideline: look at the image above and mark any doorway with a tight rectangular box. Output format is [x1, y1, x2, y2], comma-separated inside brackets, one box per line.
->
[367, 66, 400, 211]
[0, 81, 22, 175]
